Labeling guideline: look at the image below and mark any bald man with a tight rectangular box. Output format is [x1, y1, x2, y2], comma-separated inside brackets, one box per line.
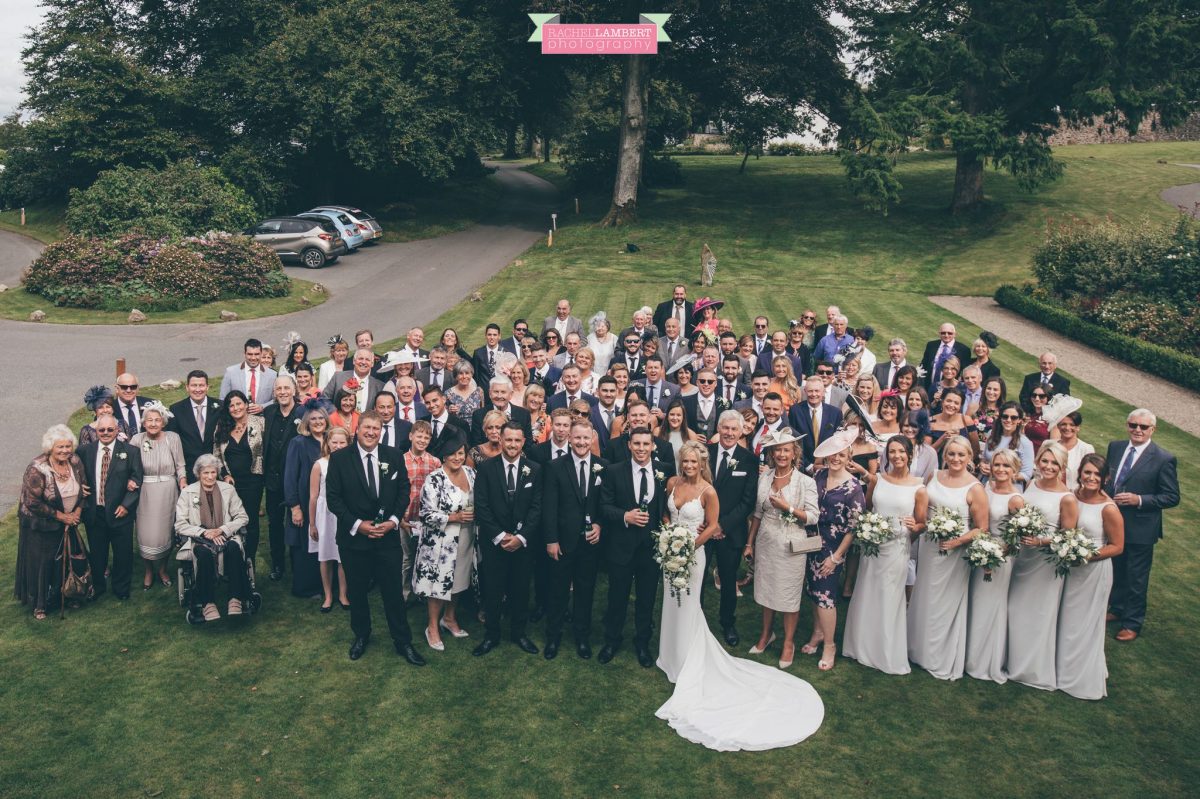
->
[113, 373, 153, 434]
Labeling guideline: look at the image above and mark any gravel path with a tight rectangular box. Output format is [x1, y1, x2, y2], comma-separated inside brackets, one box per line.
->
[0, 161, 558, 511]
[1160, 163, 1200, 219]
[930, 295, 1200, 436]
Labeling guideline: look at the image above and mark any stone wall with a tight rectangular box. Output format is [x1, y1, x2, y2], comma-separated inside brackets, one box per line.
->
[1048, 112, 1200, 146]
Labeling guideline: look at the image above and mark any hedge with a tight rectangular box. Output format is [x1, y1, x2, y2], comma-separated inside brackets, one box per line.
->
[994, 284, 1200, 393]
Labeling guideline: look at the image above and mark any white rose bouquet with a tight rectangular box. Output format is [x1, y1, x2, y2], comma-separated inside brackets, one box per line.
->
[925, 506, 967, 556]
[1044, 527, 1099, 578]
[998, 505, 1046, 552]
[651, 523, 697, 606]
[852, 511, 894, 558]
[964, 534, 1006, 580]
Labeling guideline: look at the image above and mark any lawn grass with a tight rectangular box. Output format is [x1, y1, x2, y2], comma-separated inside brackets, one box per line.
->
[0, 278, 328, 324]
[0, 201, 67, 244]
[2, 144, 1198, 798]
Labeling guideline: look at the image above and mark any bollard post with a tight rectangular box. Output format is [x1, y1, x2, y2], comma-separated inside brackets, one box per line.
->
[547, 229, 553, 247]
[116, 358, 126, 380]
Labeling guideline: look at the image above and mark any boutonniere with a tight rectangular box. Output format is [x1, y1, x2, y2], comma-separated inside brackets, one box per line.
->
[210, 400, 220, 409]
[191, 495, 200, 507]
[141, 441, 152, 453]
[380, 462, 390, 474]
[343, 377, 362, 392]
[521, 465, 531, 478]
[293, 418, 301, 426]
[591, 463, 603, 475]
[654, 470, 665, 482]
[118, 452, 127, 460]
[662, 388, 672, 397]
[737, 390, 747, 400]
[727, 458, 738, 470]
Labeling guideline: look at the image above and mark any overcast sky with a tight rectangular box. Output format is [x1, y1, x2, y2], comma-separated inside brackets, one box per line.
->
[0, 0, 44, 116]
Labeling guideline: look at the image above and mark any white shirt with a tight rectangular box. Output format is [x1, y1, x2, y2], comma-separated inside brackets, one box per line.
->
[886, 359, 907, 388]
[379, 419, 398, 448]
[191, 400, 209, 430]
[94, 443, 113, 501]
[351, 371, 372, 412]
[673, 302, 687, 327]
[716, 445, 737, 476]
[554, 317, 568, 337]
[242, 363, 265, 399]
[806, 403, 823, 432]
[597, 403, 617, 431]
[348, 444, 401, 536]
[429, 411, 450, 437]
[1116, 442, 1148, 495]
[697, 394, 715, 419]
[396, 402, 418, 422]
[753, 419, 782, 452]
[631, 459, 655, 504]
[428, 368, 445, 389]
[120, 400, 142, 431]
[493, 456, 528, 546]
[644, 380, 667, 406]
[754, 336, 769, 353]
[550, 440, 569, 460]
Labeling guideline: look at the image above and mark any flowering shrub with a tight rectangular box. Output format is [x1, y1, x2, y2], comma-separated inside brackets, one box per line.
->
[23, 232, 288, 312]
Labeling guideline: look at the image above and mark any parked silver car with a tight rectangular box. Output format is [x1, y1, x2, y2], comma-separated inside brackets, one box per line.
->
[309, 205, 383, 242]
[245, 216, 346, 269]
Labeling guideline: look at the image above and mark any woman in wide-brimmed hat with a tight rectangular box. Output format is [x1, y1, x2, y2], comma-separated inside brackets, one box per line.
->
[691, 296, 724, 340]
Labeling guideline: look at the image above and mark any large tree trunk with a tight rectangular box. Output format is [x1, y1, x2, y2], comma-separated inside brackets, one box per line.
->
[600, 54, 649, 227]
[543, 129, 552, 163]
[504, 124, 517, 159]
[950, 151, 984, 213]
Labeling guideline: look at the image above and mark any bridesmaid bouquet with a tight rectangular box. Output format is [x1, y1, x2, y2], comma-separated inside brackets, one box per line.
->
[652, 524, 698, 606]
[965, 534, 1006, 580]
[998, 505, 1046, 552]
[852, 511, 893, 558]
[925, 506, 967, 556]
[1044, 528, 1099, 578]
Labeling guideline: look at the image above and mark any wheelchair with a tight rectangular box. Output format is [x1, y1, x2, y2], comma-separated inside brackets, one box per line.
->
[176, 534, 263, 624]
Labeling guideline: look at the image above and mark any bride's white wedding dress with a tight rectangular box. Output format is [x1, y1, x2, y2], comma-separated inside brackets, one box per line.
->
[655, 492, 825, 751]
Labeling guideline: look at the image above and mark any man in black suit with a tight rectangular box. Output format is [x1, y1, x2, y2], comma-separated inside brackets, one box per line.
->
[1018, 351, 1072, 412]
[789, 376, 843, 469]
[541, 419, 608, 660]
[599, 426, 666, 667]
[473, 422, 544, 656]
[652, 284, 694, 337]
[399, 327, 430, 362]
[325, 411, 424, 665]
[716, 356, 750, 406]
[546, 363, 597, 412]
[589, 375, 622, 450]
[616, 330, 647, 380]
[682, 368, 732, 441]
[470, 376, 532, 445]
[113, 372, 152, 434]
[421, 385, 468, 460]
[77, 417, 142, 599]
[751, 393, 788, 461]
[527, 342, 562, 392]
[373, 391, 412, 453]
[707, 411, 758, 645]
[472, 323, 504, 383]
[812, 304, 840, 344]
[527, 408, 573, 622]
[919, 323, 972, 389]
[1105, 408, 1180, 642]
[602, 401, 676, 478]
[498, 318, 529, 360]
[261, 375, 301, 578]
[167, 370, 222, 478]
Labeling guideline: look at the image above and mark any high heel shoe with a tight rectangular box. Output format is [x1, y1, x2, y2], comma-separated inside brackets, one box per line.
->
[748, 632, 776, 655]
[818, 643, 837, 671]
[425, 627, 445, 652]
[440, 620, 469, 638]
[779, 642, 796, 670]
[320, 601, 333, 614]
[800, 635, 824, 655]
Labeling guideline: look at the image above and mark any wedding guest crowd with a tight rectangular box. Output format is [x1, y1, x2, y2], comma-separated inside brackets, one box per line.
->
[13, 286, 1180, 701]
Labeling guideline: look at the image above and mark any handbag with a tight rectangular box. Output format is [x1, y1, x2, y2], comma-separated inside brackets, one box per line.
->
[788, 530, 823, 555]
[59, 525, 94, 611]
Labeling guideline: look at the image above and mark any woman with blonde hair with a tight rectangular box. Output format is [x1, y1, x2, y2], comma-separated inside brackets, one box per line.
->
[767, 355, 802, 409]
[468, 409, 505, 467]
[308, 426, 352, 612]
[508, 360, 531, 407]
[524, 383, 550, 443]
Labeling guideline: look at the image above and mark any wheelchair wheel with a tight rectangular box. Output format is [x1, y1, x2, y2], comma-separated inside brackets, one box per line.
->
[248, 592, 263, 614]
[185, 607, 205, 625]
[177, 568, 187, 607]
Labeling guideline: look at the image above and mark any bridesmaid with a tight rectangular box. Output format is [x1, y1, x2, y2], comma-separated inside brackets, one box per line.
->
[966, 449, 1024, 683]
[129, 403, 187, 589]
[801, 428, 865, 672]
[843, 436, 927, 675]
[1057, 454, 1124, 700]
[907, 435, 988, 681]
[1007, 441, 1078, 690]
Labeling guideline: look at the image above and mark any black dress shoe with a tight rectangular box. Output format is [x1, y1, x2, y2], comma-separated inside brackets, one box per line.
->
[348, 637, 368, 660]
[268, 567, 284, 582]
[597, 645, 616, 664]
[636, 647, 654, 668]
[320, 603, 333, 614]
[543, 640, 560, 660]
[515, 636, 540, 655]
[396, 643, 426, 666]
[472, 639, 499, 657]
[529, 606, 545, 623]
[723, 627, 740, 647]
[576, 642, 592, 660]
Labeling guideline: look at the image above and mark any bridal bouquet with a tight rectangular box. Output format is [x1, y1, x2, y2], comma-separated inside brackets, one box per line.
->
[965, 534, 1007, 580]
[925, 506, 967, 556]
[852, 511, 894, 558]
[1044, 527, 1099, 578]
[651, 524, 697, 606]
[998, 505, 1046, 552]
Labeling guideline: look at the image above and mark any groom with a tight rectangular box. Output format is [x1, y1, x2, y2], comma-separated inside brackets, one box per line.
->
[599, 427, 667, 668]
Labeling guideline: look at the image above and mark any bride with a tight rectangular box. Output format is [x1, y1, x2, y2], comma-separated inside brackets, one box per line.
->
[656, 440, 825, 751]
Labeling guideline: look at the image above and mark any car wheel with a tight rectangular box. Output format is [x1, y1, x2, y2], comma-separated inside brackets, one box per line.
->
[300, 248, 327, 269]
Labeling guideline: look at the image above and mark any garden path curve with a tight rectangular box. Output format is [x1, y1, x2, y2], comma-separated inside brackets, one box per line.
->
[930, 295, 1200, 436]
[0, 161, 558, 511]
[1160, 163, 1200, 219]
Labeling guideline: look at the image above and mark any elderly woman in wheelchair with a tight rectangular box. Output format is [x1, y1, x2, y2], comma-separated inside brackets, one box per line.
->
[174, 454, 256, 623]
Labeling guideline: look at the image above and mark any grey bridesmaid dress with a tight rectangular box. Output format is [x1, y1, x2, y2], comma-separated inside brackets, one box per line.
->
[1055, 499, 1113, 700]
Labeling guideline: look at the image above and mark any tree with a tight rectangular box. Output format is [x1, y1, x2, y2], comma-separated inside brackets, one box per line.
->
[842, 0, 1200, 214]
[724, 97, 809, 173]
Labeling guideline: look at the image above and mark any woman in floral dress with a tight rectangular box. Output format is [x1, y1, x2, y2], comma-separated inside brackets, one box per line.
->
[414, 439, 475, 650]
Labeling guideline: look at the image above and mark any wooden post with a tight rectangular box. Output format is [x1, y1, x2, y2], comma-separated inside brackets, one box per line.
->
[547, 229, 553, 247]
[116, 358, 126, 379]
[20, 207, 26, 226]
[551, 213, 558, 231]
[574, 198, 579, 214]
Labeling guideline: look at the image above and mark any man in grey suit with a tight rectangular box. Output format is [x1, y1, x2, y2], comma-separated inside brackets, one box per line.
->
[323, 348, 385, 411]
[542, 298, 584, 339]
[1105, 408, 1179, 642]
[219, 338, 277, 413]
[656, 317, 689, 372]
[814, 361, 849, 409]
[873, 338, 909, 392]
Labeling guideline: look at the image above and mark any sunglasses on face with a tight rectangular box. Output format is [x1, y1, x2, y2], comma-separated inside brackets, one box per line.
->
[816, 369, 833, 375]
[697, 378, 717, 385]
[117, 384, 138, 391]
[625, 339, 640, 346]
[1128, 422, 1152, 431]
[1031, 393, 1047, 400]
[1001, 414, 1020, 420]
[939, 331, 954, 337]
[515, 328, 528, 334]
[754, 323, 767, 329]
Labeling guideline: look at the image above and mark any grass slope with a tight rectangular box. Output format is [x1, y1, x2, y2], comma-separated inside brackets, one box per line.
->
[2, 144, 1198, 798]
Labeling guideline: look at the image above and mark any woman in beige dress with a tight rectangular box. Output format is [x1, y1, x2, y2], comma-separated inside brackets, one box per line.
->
[129, 402, 187, 590]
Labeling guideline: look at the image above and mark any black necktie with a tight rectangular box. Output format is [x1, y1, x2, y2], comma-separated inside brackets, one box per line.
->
[507, 463, 516, 497]
[489, 350, 495, 367]
[579, 459, 588, 498]
[380, 426, 389, 448]
[725, 383, 734, 402]
[432, 418, 440, 439]
[433, 370, 442, 388]
[639, 467, 649, 506]
[365, 453, 377, 498]
[555, 447, 565, 459]
[719, 451, 729, 480]
[648, 384, 656, 406]
[124, 403, 137, 432]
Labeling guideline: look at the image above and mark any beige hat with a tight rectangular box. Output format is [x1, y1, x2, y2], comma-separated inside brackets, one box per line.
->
[813, 425, 859, 459]
[1041, 394, 1083, 428]
[378, 349, 428, 371]
[761, 426, 804, 450]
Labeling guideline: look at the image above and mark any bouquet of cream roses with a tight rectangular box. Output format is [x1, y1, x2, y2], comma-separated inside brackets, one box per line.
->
[998, 505, 1046, 552]
[964, 534, 1007, 580]
[852, 511, 894, 558]
[925, 506, 968, 556]
[1045, 527, 1099, 578]
[651, 524, 697, 605]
